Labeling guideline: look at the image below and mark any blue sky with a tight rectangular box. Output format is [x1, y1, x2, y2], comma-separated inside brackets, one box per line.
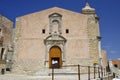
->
[0, 0, 120, 60]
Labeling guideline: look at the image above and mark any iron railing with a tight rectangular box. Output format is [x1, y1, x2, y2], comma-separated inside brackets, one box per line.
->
[50, 64, 110, 80]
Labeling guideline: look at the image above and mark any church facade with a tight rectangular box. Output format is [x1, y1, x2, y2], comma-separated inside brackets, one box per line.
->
[12, 3, 104, 74]
[0, 3, 108, 75]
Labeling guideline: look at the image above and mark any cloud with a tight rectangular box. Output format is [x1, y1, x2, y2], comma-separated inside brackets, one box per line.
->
[110, 50, 117, 54]
[102, 45, 112, 48]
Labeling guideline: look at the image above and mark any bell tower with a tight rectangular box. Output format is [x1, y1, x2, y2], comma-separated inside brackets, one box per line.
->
[82, 2, 100, 61]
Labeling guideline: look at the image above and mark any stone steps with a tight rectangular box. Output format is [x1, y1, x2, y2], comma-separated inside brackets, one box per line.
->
[0, 68, 110, 80]
[34, 68, 76, 76]
[0, 73, 99, 80]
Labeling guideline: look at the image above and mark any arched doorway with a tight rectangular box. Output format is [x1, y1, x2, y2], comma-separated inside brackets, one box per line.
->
[49, 46, 62, 68]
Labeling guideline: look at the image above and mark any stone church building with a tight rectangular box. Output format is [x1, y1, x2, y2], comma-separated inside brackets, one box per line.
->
[0, 14, 13, 70]
[0, 3, 108, 75]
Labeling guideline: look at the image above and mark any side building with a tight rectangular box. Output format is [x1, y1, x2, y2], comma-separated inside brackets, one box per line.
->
[0, 14, 13, 72]
[112, 59, 120, 69]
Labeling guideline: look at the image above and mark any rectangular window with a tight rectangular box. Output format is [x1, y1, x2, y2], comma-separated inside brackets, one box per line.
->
[0, 28, 2, 36]
[42, 29, 45, 34]
[66, 29, 69, 33]
[0, 48, 4, 59]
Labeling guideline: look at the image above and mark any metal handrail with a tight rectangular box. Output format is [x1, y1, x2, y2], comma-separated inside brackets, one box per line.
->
[51, 64, 108, 80]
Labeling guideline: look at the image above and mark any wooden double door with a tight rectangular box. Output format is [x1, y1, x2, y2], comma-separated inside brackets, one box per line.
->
[49, 46, 62, 68]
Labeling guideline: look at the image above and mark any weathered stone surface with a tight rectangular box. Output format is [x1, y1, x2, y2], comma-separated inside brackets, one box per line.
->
[0, 14, 13, 70]
[12, 7, 102, 74]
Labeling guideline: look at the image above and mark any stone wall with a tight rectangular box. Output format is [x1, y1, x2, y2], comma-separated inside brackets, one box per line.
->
[87, 14, 100, 61]
[13, 7, 100, 74]
[0, 15, 13, 44]
[0, 14, 13, 70]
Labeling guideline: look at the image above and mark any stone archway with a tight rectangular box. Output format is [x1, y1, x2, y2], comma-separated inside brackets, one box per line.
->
[44, 34, 66, 68]
[49, 46, 62, 68]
